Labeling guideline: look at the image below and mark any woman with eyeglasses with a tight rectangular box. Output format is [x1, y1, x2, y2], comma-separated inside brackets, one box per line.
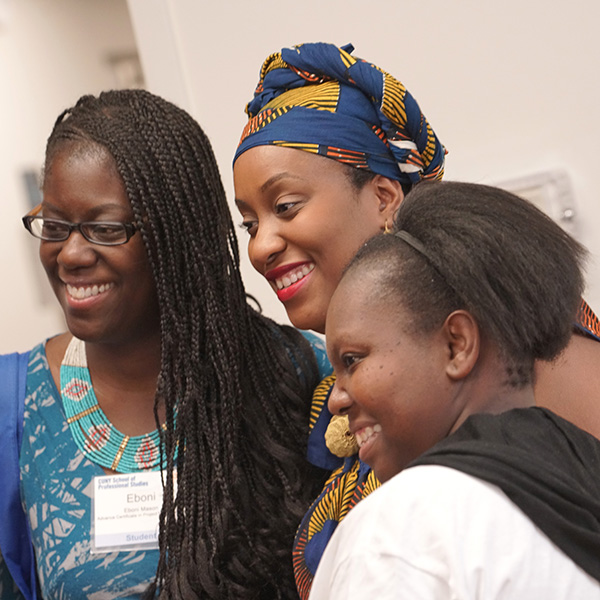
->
[0, 89, 327, 599]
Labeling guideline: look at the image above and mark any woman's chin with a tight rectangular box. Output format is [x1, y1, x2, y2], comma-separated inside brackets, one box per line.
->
[287, 311, 326, 334]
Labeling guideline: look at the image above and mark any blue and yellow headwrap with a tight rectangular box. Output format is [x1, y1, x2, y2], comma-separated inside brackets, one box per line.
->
[234, 42, 446, 185]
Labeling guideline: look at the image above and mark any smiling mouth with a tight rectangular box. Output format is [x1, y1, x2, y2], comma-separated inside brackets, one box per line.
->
[66, 283, 114, 300]
[270, 263, 315, 292]
[355, 424, 382, 448]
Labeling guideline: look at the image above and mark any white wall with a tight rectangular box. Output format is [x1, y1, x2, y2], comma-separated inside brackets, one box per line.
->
[5, 1, 597, 355]
[1, 0, 138, 352]
[127, 0, 600, 329]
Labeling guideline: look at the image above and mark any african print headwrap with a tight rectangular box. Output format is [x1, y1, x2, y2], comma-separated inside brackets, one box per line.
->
[234, 42, 447, 185]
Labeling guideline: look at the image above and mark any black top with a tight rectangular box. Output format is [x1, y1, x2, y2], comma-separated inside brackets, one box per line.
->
[410, 407, 600, 583]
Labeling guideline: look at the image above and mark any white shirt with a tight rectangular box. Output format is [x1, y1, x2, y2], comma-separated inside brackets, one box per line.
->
[309, 465, 600, 599]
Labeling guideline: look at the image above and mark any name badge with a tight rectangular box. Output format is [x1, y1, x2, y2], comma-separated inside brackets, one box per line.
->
[91, 471, 167, 553]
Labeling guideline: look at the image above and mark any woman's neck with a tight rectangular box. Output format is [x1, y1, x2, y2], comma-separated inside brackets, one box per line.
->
[48, 330, 164, 436]
[450, 345, 536, 435]
[84, 332, 162, 389]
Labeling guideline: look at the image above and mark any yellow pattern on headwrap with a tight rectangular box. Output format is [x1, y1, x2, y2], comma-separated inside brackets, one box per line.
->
[379, 71, 444, 180]
[381, 72, 408, 128]
[260, 51, 289, 81]
[238, 106, 292, 145]
[339, 46, 357, 70]
[272, 142, 321, 154]
[422, 124, 438, 169]
[264, 80, 340, 114]
[237, 41, 447, 191]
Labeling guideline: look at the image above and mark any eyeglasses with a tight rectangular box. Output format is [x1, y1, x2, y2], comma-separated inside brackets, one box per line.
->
[22, 204, 138, 246]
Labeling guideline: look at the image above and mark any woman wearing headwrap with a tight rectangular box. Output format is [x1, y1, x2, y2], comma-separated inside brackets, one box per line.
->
[232, 42, 600, 598]
[235, 42, 446, 334]
[236, 42, 445, 186]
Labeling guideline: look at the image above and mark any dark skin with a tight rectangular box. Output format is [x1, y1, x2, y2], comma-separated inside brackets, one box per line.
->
[234, 147, 600, 439]
[535, 333, 600, 438]
[45, 331, 163, 437]
[40, 145, 164, 475]
[326, 269, 534, 482]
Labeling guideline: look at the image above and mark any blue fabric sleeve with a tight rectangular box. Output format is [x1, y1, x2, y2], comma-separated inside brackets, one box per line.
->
[0, 351, 36, 600]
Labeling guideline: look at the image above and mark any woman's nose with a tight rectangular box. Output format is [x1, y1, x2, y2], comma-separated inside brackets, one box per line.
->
[56, 231, 98, 269]
[249, 220, 286, 269]
[327, 378, 353, 416]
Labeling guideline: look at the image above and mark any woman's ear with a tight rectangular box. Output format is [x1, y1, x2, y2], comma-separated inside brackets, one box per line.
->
[371, 175, 404, 226]
[442, 310, 480, 381]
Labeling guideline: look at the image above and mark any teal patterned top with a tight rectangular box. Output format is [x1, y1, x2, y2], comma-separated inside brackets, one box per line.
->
[8, 343, 158, 599]
[0, 334, 331, 599]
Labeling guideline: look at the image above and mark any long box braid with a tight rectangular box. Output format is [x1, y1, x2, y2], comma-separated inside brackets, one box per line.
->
[44, 89, 324, 599]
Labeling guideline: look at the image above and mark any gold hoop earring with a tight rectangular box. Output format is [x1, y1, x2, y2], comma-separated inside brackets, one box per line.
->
[384, 219, 392, 234]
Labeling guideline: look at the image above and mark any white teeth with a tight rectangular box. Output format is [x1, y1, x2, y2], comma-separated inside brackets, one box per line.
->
[356, 424, 381, 448]
[66, 283, 114, 300]
[274, 263, 315, 291]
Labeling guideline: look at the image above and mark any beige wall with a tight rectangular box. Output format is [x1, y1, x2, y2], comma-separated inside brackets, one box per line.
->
[1, 0, 138, 352]
[127, 0, 600, 329]
[3, 1, 598, 353]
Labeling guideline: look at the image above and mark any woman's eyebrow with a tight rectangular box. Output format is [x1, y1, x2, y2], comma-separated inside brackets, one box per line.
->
[235, 172, 304, 208]
[260, 172, 303, 193]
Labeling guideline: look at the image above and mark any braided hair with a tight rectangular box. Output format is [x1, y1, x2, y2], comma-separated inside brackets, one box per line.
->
[44, 89, 323, 598]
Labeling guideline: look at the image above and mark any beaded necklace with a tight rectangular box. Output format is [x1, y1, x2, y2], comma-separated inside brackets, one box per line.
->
[60, 336, 169, 472]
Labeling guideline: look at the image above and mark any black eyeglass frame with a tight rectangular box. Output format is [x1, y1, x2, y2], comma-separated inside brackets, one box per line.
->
[22, 204, 138, 247]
